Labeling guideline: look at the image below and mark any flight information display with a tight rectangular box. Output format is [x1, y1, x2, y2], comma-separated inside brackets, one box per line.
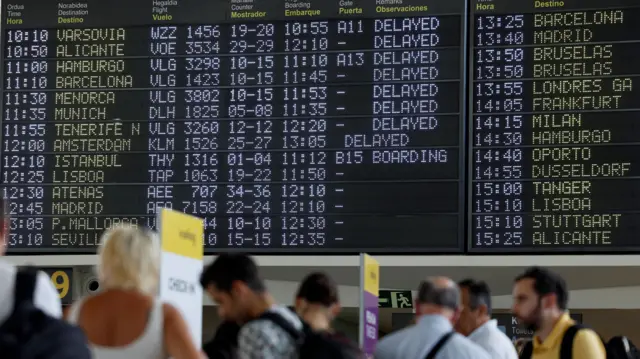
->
[1, 0, 466, 253]
[470, 0, 640, 252]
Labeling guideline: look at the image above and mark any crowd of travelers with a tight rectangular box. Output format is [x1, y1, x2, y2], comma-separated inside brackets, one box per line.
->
[0, 220, 637, 358]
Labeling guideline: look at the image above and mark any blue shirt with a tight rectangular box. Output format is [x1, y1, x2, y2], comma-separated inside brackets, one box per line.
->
[374, 315, 491, 359]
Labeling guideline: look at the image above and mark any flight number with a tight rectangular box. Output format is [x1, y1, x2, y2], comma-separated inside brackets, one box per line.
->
[185, 57, 220, 71]
[181, 201, 218, 215]
[185, 137, 218, 150]
[184, 153, 219, 167]
[187, 25, 221, 39]
[185, 89, 220, 103]
[184, 168, 218, 182]
[184, 121, 219, 135]
[191, 185, 218, 199]
[185, 105, 220, 119]
[186, 41, 220, 55]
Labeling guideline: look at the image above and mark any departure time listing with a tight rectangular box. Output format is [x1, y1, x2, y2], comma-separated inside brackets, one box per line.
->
[470, 0, 640, 252]
[1, 0, 466, 253]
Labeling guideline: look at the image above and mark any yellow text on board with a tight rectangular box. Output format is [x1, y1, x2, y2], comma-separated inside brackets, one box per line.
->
[363, 254, 380, 296]
[160, 208, 204, 260]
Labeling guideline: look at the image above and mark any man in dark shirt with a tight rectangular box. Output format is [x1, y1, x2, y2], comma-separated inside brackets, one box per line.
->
[200, 254, 301, 359]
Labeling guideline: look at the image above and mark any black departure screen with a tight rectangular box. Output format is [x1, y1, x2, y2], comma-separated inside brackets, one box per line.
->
[1, 0, 466, 253]
[469, 0, 640, 252]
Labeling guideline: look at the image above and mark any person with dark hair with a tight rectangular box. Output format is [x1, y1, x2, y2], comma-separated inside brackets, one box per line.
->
[200, 254, 302, 359]
[295, 272, 342, 330]
[512, 266, 605, 359]
[456, 279, 517, 359]
[375, 277, 490, 359]
[294, 272, 365, 358]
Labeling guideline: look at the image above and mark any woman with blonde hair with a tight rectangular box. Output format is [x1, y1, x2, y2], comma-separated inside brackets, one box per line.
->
[65, 225, 204, 359]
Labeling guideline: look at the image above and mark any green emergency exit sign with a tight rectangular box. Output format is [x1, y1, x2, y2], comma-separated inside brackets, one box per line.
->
[378, 290, 413, 308]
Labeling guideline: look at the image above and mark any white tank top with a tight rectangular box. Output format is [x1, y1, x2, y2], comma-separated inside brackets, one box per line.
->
[67, 297, 167, 359]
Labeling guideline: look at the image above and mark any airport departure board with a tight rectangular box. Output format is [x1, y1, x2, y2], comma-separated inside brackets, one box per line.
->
[4, 0, 640, 255]
[1, 0, 467, 253]
[469, 0, 640, 252]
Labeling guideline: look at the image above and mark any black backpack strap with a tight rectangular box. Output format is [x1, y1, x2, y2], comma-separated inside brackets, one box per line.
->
[520, 342, 533, 359]
[14, 267, 38, 304]
[258, 311, 303, 342]
[425, 331, 454, 359]
[560, 324, 585, 359]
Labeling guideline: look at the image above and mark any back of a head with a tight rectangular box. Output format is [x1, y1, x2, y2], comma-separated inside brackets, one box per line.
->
[417, 277, 460, 311]
[98, 225, 160, 295]
[296, 272, 339, 307]
[458, 279, 492, 316]
[515, 266, 568, 310]
[200, 254, 265, 292]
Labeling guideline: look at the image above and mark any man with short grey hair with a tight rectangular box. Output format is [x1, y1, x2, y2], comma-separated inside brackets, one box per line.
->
[374, 277, 491, 359]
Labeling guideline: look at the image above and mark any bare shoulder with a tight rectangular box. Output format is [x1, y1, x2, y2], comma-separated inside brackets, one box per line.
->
[162, 302, 182, 323]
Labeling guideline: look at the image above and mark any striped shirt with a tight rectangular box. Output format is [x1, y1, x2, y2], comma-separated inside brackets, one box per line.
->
[237, 306, 302, 359]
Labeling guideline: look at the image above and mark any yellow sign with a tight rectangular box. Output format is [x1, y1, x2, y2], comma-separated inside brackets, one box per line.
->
[363, 254, 379, 296]
[42, 267, 73, 304]
[159, 208, 204, 260]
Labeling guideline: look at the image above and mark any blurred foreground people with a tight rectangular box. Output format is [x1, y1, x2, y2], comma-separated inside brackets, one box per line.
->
[512, 267, 605, 359]
[294, 272, 365, 358]
[0, 196, 90, 358]
[375, 277, 490, 359]
[0, 197, 61, 321]
[456, 279, 517, 359]
[201, 254, 302, 359]
[66, 225, 203, 359]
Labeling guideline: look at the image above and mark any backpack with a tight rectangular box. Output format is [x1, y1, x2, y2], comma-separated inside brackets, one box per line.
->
[0, 268, 92, 359]
[258, 311, 365, 359]
[519, 324, 636, 359]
